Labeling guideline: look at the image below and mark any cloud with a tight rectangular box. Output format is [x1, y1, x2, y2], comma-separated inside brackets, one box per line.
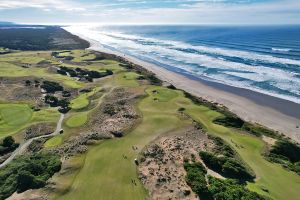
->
[0, 0, 85, 11]
[0, 0, 299, 24]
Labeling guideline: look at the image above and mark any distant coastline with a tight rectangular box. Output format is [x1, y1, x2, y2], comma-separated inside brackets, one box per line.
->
[65, 28, 300, 142]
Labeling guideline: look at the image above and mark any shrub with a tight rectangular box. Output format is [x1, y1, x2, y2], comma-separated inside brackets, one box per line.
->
[208, 177, 268, 200]
[213, 115, 244, 128]
[41, 81, 63, 93]
[178, 107, 186, 112]
[267, 139, 300, 175]
[0, 153, 61, 199]
[183, 162, 210, 198]
[2, 136, 15, 148]
[200, 151, 254, 181]
[270, 140, 300, 163]
[209, 136, 235, 157]
[242, 122, 278, 138]
[45, 95, 58, 107]
[0, 136, 19, 156]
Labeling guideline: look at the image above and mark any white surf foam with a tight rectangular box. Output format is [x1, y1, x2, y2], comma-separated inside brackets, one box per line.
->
[64, 25, 300, 104]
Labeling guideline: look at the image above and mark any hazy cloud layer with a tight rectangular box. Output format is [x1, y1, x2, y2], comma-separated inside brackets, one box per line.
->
[0, 0, 299, 24]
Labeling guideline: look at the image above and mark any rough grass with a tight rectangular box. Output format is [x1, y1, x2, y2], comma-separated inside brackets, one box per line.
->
[0, 61, 83, 88]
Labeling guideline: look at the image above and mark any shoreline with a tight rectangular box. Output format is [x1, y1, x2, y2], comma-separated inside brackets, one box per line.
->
[68, 32, 300, 142]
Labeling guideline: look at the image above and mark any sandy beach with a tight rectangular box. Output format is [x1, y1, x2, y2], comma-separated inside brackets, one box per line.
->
[72, 34, 300, 143]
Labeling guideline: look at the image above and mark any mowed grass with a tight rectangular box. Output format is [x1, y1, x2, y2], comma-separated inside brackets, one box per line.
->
[57, 50, 96, 62]
[0, 104, 32, 138]
[0, 104, 32, 126]
[0, 52, 84, 89]
[0, 104, 60, 139]
[58, 85, 300, 200]
[70, 87, 102, 110]
[178, 96, 300, 200]
[66, 112, 88, 128]
[114, 72, 141, 87]
[57, 87, 191, 200]
[44, 135, 64, 148]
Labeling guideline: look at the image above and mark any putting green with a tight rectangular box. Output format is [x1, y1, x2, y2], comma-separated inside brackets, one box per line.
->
[66, 112, 88, 128]
[44, 135, 64, 148]
[70, 87, 101, 110]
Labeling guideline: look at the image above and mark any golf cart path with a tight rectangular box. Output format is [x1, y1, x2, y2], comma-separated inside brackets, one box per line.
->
[0, 113, 65, 168]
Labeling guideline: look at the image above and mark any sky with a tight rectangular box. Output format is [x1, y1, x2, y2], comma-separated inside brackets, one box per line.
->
[0, 0, 300, 25]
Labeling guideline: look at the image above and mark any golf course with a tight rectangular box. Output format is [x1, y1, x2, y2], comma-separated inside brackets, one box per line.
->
[0, 48, 299, 200]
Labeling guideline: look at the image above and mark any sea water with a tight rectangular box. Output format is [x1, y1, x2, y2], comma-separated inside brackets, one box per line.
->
[66, 25, 300, 104]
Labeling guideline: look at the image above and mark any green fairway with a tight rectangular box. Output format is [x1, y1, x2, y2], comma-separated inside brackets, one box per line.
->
[0, 104, 60, 139]
[180, 97, 300, 200]
[0, 104, 33, 137]
[0, 104, 32, 126]
[57, 87, 191, 200]
[57, 85, 300, 200]
[114, 72, 141, 87]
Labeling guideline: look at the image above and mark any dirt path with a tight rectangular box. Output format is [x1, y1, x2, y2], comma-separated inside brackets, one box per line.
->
[0, 113, 64, 168]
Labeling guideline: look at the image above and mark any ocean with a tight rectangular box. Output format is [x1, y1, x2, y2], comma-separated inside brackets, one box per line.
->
[65, 25, 300, 104]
